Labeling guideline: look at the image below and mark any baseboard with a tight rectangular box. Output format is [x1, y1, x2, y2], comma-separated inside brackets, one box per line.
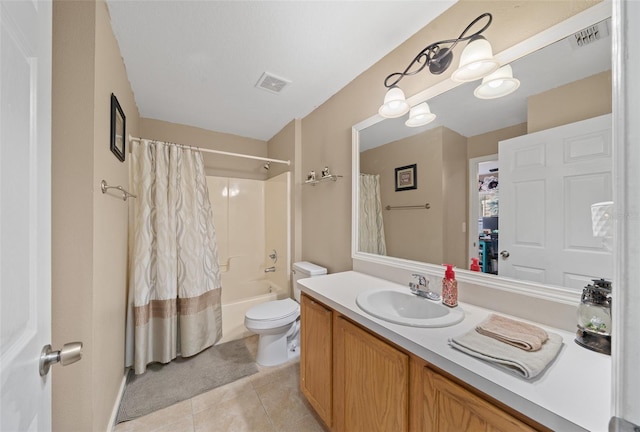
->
[107, 368, 130, 431]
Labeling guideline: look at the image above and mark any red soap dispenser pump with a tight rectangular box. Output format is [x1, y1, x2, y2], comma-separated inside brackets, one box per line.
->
[470, 257, 480, 272]
[442, 264, 458, 307]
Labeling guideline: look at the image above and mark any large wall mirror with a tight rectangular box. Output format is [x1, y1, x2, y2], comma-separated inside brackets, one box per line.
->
[352, 3, 612, 300]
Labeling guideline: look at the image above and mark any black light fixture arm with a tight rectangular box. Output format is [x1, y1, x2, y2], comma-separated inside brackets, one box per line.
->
[383, 13, 493, 89]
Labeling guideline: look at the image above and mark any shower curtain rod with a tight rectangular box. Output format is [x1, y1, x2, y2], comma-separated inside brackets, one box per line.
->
[129, 135, 291, 166]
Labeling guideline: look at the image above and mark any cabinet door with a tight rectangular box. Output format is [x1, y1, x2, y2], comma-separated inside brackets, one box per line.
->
[422, 366, 538, 432]
[300, 294, 333, 427]
[334, 316, 409, 432]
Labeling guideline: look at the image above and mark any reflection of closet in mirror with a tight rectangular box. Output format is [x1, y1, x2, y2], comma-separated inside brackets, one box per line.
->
[478, 166, 498, 218]
[476, 160, 499, 274]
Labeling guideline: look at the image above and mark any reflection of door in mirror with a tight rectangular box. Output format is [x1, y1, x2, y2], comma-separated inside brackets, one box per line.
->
[499, 114, 612, 290]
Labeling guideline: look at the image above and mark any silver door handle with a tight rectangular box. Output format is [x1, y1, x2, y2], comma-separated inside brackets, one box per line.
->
[500, 250, 510, 258]
[39, 342, 83, 376]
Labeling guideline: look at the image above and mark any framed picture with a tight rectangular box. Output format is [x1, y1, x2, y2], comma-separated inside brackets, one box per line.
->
[395, 164, 417, 191]
[110, 93, 126, 162]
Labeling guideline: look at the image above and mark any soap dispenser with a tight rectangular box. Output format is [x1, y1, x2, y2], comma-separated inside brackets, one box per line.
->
[442, 264, 458, 307]
[470, 258, 480, 272]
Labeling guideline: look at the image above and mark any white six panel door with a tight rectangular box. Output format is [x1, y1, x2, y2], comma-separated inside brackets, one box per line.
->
[499, 114, 612, 291]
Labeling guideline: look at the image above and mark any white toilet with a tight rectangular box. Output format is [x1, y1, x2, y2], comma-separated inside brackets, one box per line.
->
[244, 261, 327, 367]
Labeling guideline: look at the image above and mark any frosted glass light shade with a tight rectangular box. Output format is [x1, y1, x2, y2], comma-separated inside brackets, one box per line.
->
[451, 36, 500, 83]
[591, 201, 614, 237]
[378, 87, 410, 118]
[474, 65, 521, 99]
[405, 102, 436, 127]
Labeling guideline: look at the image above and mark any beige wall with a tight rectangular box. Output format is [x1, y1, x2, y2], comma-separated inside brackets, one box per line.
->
[267, 120, 296, 179]
[528, 70, 612, 133]
[52, 2, 95, 429]
[140, 118, 269, 180]
[361, 128, 444, 264]
[360, 126, 467, 268]
[300, 0, 600, 274]
[268, 120, 300, 267]
[52, 0, 140, 430]
[441, 127, 468, 268]
[467, 123, 527, 160]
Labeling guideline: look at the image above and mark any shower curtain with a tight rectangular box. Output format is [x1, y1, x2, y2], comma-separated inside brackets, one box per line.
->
[359, 173, 387, 255]
[128, 139, 222, 374]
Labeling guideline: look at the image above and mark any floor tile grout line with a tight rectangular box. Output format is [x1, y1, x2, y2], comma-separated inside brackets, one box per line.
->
[188, 398, 196, 432]
[253, 385, 278, 432]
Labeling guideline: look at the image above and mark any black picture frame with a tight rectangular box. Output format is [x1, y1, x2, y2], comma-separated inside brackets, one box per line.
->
[110, 93, 126, 162]
[395, 164, 417, 191]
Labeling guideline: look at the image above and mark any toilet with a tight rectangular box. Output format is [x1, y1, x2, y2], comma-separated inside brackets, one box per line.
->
[244, 261, 327, 367]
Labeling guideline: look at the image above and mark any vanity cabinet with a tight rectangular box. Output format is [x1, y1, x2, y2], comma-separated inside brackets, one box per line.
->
[421, 365, 538, 432]
[300, 294, 333, 427]
[300, 293, 547, 432]
[333, 315, 409, 432]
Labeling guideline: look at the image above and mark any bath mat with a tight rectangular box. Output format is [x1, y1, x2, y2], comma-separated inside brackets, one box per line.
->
[115, 338, 258, 423]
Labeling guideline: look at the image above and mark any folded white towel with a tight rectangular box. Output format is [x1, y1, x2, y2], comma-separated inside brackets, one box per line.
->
[450, 329, 563, 379]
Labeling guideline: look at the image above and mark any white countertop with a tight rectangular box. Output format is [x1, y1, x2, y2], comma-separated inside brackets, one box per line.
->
[298, 271, 611, 432]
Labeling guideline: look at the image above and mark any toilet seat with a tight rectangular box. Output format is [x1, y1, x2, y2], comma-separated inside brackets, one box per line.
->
[245, 298, 300, 330]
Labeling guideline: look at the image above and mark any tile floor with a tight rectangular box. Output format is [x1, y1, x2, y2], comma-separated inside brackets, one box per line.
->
[113, 335, 326, 432]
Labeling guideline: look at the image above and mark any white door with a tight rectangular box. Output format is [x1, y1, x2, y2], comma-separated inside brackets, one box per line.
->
[1, 1, 52, 430]
[498, 114, 612, 290]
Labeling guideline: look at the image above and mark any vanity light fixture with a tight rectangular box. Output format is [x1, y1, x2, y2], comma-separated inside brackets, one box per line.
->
[378, 86, 411, 118]
[473, 65, 521, 99]
[405, 102, 436, 127]
[450, 35, 500, 83]
[379, 13, 500, 120]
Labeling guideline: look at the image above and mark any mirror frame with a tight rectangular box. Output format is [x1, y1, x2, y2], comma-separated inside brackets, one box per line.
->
[351, 2, 612, 305]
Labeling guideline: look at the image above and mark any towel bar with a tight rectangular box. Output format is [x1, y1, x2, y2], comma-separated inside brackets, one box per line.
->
[385, 203, 430, 210]
[100, 180, 136, 201]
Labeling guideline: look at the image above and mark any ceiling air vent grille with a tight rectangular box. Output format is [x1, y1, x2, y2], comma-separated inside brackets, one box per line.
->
[255, 72, 291, 94]
[570, 19, 610, 49]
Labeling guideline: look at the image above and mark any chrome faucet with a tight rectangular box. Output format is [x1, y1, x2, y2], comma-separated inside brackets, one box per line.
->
[264, 266, 276, 273]
[409, 274, 441, 301]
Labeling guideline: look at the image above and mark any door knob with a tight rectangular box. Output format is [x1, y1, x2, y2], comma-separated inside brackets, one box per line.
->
[39, 342, 83, 376]
[500, 250, 510, 258]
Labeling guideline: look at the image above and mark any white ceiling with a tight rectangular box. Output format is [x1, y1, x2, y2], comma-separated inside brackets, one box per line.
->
[105, 1, 457, 142]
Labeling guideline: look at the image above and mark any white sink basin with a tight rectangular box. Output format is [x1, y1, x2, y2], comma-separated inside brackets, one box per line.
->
[356, 289, 464, 328]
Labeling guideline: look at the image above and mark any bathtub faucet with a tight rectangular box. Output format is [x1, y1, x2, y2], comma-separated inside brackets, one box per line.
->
[264, 266, 276, 273]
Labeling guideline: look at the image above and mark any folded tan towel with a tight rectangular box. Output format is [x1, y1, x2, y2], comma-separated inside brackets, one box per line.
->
[476, 314, 549, 351]
[450, 330, 563, 379]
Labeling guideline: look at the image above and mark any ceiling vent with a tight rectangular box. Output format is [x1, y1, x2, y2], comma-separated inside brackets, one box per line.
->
[255, 72, 291, 94]
[570, 19, 610, 49]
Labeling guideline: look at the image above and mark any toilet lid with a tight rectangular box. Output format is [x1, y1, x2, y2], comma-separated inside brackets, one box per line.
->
[246, 298, 299, 321]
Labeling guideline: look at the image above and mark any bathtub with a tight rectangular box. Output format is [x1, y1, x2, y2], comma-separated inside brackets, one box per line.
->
[218, 279, 287, 344]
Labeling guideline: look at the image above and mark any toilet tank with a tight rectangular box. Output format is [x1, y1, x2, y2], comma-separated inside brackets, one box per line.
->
[292, 261, 327, 302]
